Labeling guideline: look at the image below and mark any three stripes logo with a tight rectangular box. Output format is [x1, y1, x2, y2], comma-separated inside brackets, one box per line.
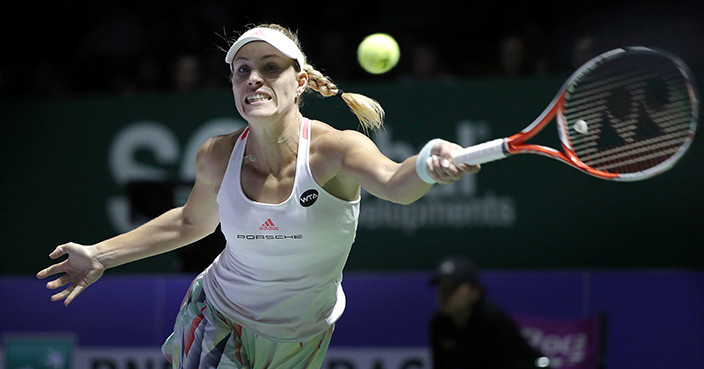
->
[251, 29, 266, 37]
[259, 219, 279, 231]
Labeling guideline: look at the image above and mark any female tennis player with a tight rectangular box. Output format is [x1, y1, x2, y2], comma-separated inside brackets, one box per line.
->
[36, 23, 480, 368]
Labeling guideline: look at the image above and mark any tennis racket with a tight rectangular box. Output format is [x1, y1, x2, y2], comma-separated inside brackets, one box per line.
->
[452, 47, 699, 181]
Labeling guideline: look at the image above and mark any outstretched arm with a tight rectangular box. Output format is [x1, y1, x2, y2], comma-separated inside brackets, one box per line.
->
[320, 129, 479, 205]
[36, 134, 234, 305]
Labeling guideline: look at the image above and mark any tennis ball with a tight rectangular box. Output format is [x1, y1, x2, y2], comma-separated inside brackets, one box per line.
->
[357, 33, 400, 74]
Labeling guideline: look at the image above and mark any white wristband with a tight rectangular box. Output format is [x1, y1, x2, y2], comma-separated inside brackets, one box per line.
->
[416, 139, 443, 184]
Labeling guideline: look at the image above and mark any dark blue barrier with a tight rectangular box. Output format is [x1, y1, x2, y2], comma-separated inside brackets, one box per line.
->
[2, 270, 703, 368]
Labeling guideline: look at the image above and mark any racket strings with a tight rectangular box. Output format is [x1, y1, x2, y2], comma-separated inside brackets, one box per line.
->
[563, 52, 695, 175]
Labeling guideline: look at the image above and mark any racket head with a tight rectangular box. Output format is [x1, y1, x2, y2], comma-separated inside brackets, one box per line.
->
[557, 47, 698, 181]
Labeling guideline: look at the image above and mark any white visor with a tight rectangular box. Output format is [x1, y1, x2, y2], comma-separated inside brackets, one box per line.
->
[225, 28, 306, 72]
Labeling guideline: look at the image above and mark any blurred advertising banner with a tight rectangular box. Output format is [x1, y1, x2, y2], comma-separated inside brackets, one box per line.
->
[2, 334, 74, 369]
[2, 347, 429, 369]
[2, 78, 702, 275]
[514, 314, 605, 369]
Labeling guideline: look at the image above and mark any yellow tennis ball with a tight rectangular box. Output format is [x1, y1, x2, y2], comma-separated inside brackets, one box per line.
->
[357, 33, 400, 74]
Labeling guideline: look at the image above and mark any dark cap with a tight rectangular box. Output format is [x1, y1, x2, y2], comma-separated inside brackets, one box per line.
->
[431, 255, 480, 285]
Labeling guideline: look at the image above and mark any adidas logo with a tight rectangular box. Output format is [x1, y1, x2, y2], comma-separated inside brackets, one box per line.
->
[259, 219, 279, 231]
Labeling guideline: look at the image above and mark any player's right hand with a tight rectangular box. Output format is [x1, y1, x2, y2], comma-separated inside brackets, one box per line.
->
[36, 242, 106, 306]
[428, 140, 481, 184]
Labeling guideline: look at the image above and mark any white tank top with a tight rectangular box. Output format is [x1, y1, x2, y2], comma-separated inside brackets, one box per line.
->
[203, 118, 360, 342]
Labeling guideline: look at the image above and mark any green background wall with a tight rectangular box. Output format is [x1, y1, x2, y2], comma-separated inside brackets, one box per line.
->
[2, 77, 702, 274]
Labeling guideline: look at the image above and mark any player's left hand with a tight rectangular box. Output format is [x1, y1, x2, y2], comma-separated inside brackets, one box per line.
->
[36, 242, 106, 306]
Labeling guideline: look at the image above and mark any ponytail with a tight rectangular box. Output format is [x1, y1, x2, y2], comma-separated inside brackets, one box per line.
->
[304, 65, 384, 133]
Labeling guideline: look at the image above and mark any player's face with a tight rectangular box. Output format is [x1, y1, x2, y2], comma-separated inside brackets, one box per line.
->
[230, 42, 305, 120]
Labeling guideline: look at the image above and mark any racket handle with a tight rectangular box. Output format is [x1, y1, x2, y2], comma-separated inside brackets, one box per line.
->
[452, 138, 508, 165]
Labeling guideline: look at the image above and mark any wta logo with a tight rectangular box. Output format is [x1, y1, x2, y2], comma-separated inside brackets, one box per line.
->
[260, 219, 279, 231]
[300, 189, 319, 207]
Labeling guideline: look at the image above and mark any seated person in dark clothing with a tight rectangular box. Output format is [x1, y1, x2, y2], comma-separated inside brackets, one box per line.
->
[430, 255, 551, 369]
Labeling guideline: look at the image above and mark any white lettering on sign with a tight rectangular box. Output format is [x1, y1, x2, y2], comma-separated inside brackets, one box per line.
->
[364, 120, 516, 232]
[106, 118, 245, 233]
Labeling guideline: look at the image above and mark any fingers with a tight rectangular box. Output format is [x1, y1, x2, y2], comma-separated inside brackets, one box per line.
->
[46, 274, 73, 290]
[428, 156, 457, 184]
[427, 155, 478, 184]
[47, 278, 89, 306]
[37, 243, 74, 279]
[49, 244, 69, 259]
[425, 140, 481, 184]
[64, 285, 86, 306]
[459, 163, 481, 175]
[48, 278, 85, 306]
[51, 286, 83, 306]
[51, 287, 73, 303]
[36, 260, 66, 279]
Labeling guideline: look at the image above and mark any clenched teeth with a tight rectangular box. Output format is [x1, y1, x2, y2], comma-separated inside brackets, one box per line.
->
[246, 94, 272, 103]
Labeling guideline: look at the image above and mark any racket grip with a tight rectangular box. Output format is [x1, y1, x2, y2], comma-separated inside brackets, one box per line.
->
[452, 138, 508, 165]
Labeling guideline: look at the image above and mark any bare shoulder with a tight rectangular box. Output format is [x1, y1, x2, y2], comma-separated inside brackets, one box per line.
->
[308, 120, 375, 199]
[310, 120, 376, 158]
[195, 128, 246, 185]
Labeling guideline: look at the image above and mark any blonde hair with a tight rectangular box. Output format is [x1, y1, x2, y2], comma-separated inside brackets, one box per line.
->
[231, 24, 385, 132]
